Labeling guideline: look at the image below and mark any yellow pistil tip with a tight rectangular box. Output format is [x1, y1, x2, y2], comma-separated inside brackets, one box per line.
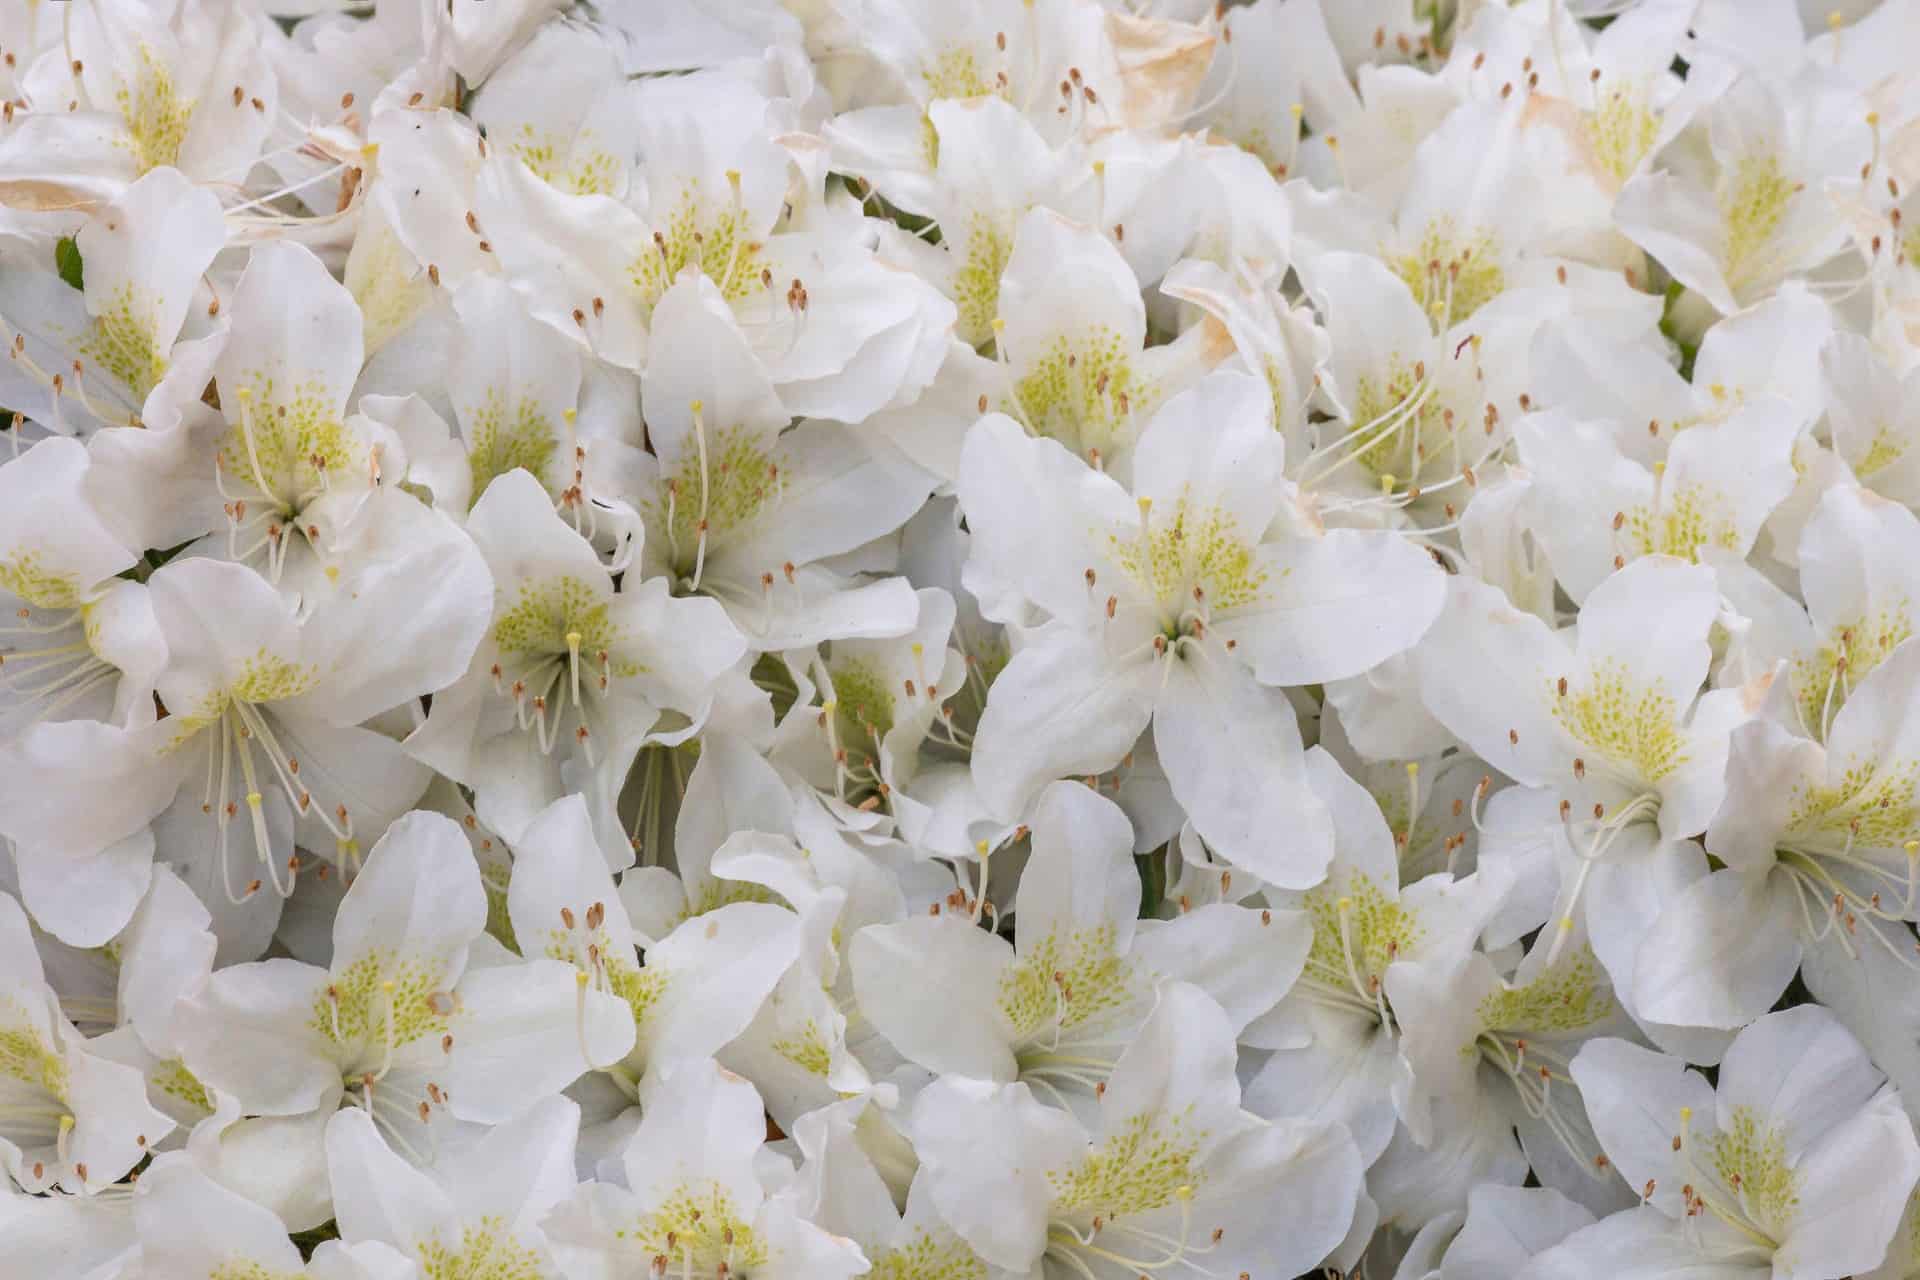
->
[1559, 916, 1573, 931]
[689, 399, 703, 414]
[993, 317, 1007, 332]
[1679, 1106, 1693, 1121]
[563, 408, 577, 424]
[975, 838, 990, 856]
[576, 969, 591, 987]
[1406, 762, 1419, 776]
[566, 630, 583, 650]
[1290, 103, 1304, 117]
[234, 386, 253, 401]
[1175, 1184, 1195, 1201]
[1336, 896, 1354, 911]
[58, 1114, 74, 1132]
[380, 980, 396, 993]
[245, 791, 262, 809]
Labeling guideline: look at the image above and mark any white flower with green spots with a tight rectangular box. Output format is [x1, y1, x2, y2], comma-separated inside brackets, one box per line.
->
[171, 811, 632, 1204]
[0, 167, 226, 437]
[1413, 555, 1756, 1052]
[959, 369, 1444, 882]
[0, 548, 486, 956]
[408, 467, 746, 852]
[502, 792, 801, 1160]
[852, 781, 1311, 1113]
[0, 890, 174, 1198]
[544, 1058, 869, 1280]
[134, 1154, 415, 1280]
[1615, 71, 1875, 317]
[910, 980, 1363, 1280]
[1540, 1005, 1920, 1279]
[1638, 632, 1920, 1032]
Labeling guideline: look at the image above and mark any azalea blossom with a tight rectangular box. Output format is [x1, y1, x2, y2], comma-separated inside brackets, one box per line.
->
[1, 1, 1919, 1273]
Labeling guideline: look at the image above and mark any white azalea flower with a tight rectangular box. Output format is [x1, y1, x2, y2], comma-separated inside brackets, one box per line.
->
[1514, 399, 1802, 602]
[326, 1095, 580, 1279]
[0, 166, 225, 436]
[1542, 1005, 1920, 1279]
[0, 549, 486, 954]
[0, 437, 163, 747]
[1245, 746, 1512, 1168]
[1616, 70, 1874, 315]
[135, 1153, 415, 1280]
[910, 980, 1364, 1280]
[631, 275, 932, 647]
[502, 792, 800, 1162]
[172, 810, 632, 1189]
[1412, 556, 1751, 1046]
[959, 369, 1442, 881]
[0, 889, 174, 1196]
[408, 467, 744, 848]
[853, 780, 1309, 1109]
[0, 0, 276, 199]
[544, 1057, 870, 1280]
[1642, 634, 1920, 1029]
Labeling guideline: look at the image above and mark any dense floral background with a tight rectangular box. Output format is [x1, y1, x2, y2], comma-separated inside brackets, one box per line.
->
[3, 0, 1920, 1277]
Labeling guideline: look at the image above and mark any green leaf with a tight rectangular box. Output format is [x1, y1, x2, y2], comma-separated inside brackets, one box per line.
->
[1137, 847, 1167, 919]
[1658, 279, 1700, 381]
[290, 1220, 340, 1261]
[54, 237, 84, 292]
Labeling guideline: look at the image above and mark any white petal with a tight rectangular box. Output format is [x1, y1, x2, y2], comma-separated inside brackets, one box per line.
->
[1014, 781, 1141, 957]
[1632, 869, 1800, 1031]
[1220, 528, 1447, 686]
[324, 1105, 458, 1250]
[132, 1156, 306, 1278]
[969, 630, 1156, 822]
[332, 810, 486, 979]
[1152, 647, 1333, 888]
[849, 917, 1018, 1081]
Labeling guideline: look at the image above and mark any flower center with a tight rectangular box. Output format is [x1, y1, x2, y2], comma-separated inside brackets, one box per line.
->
[1720, 151, 1796, 293]
[1390, 219, 1505, 329]
[1107, 494, 1268, 638]
[509, 124, 620, 197]
[465, 391, 563, 501]
[1583, 82, 1660, 184]
[490, 576, 640, 760]
[1301, 875, 1421, 1023]
[614, 1184, 768, 1276]
[626, 182, 767, 313]
[77, 283, 169, 401]
[1551, 660, 1690, 784]
[415, 1216, 546, 1280]
[1003, 325, 1149, 460]
[1001, 925, 1134, 1047]
[1791, 610, 1913, 741]
[115, 44, 192, 174]
[1672, 1104, 1797, 1252]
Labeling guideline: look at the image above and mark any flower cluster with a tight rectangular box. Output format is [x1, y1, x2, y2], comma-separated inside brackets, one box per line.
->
[4, 0, 1920, 1277]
